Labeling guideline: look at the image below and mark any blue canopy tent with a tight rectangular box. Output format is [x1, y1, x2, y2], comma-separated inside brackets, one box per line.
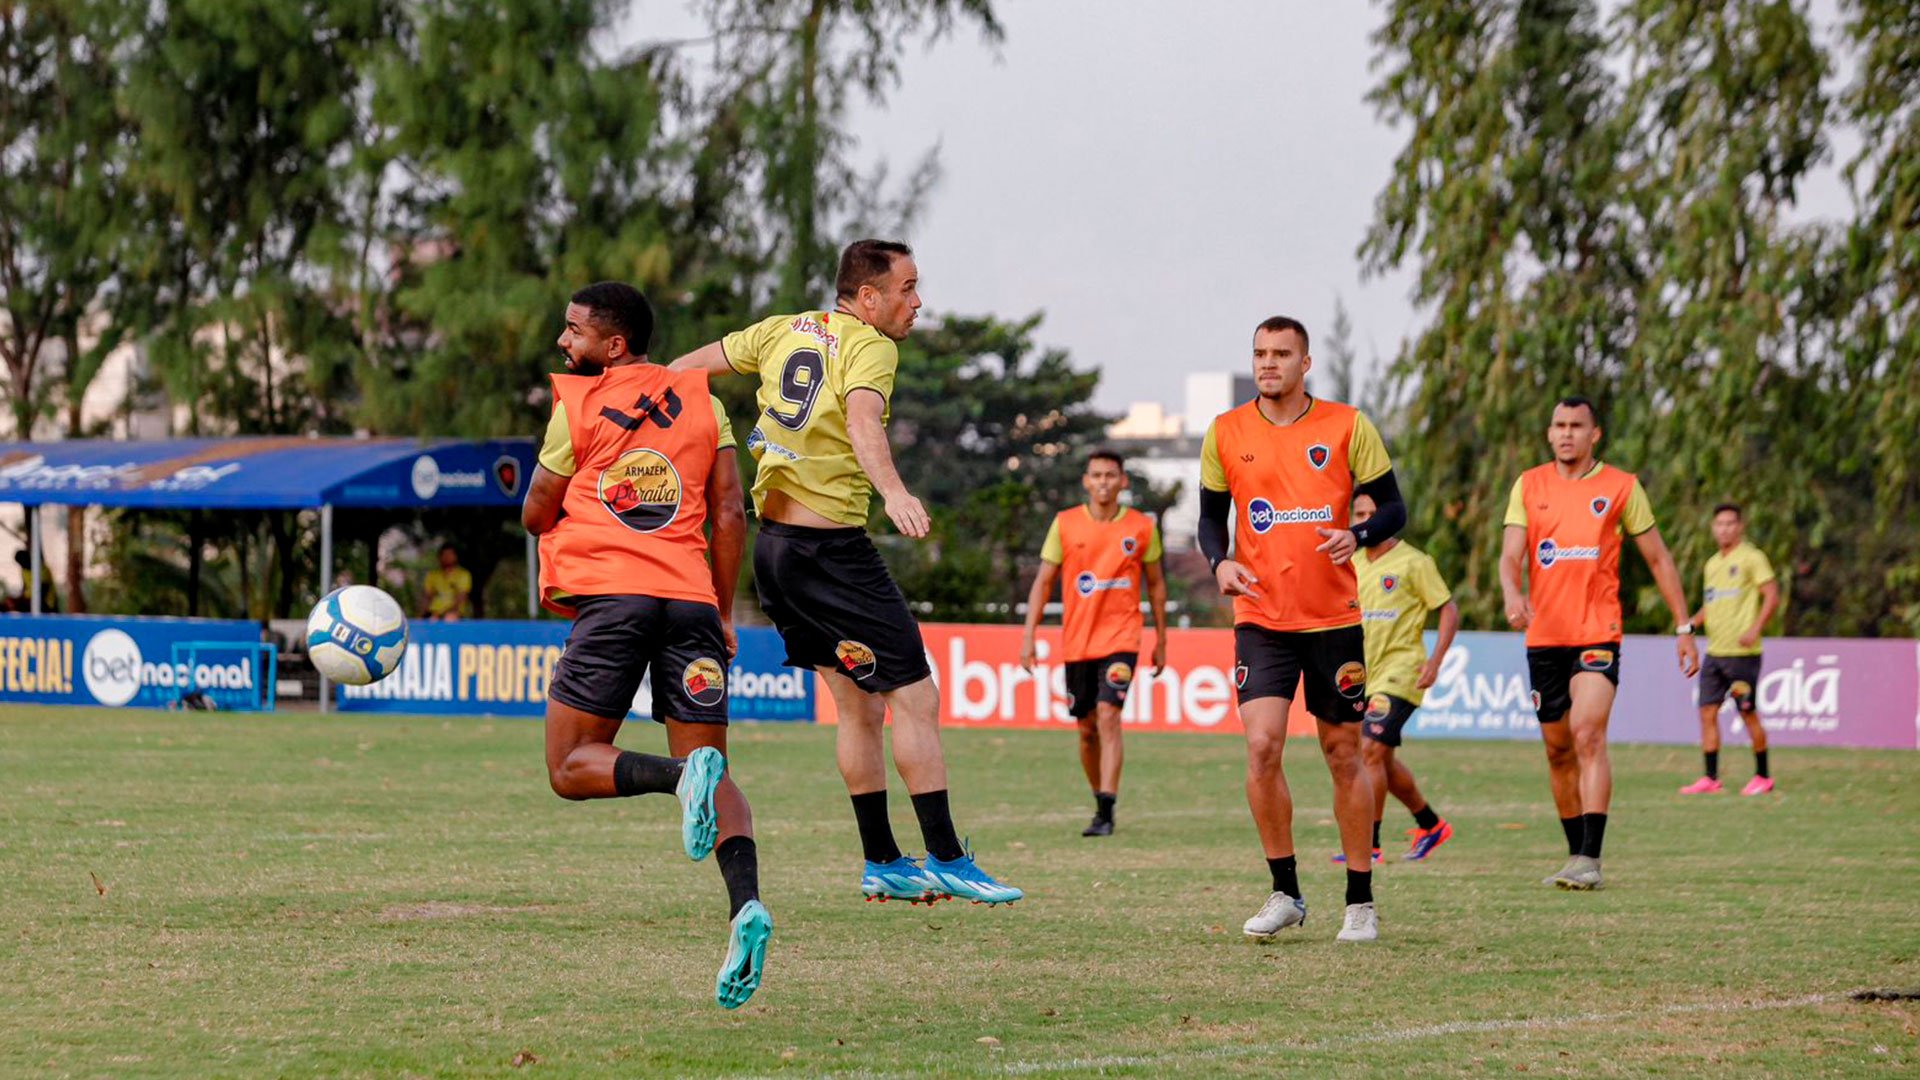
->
[0, 437, 539, 709]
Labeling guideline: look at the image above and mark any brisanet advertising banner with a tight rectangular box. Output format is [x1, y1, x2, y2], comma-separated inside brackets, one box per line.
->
[815, 624, 1918, 750]
[336, 621, 813, 722]
[0, 614, 263, 709]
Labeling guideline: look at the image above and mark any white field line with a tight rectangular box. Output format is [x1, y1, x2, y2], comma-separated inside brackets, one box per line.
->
[717, 991, 1847, 1080]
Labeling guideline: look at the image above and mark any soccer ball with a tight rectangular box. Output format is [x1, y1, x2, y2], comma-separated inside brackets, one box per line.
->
[306, 585, 409, 685]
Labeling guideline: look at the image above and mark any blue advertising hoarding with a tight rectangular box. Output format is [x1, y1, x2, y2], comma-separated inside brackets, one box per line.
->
[336, 620, 813, 722]
[0, 614, 265, 709]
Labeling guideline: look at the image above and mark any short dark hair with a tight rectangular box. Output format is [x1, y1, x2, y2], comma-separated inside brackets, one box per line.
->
[836, 240, 913, 300]
[1554, 395, 1602, 425]
[1252, 315, 1310, 353]
[439, 542, 458, 556]
[570, 281, 654, 355]
[1712, 502, 1743, 519]
[1085, 449, 1125, 471]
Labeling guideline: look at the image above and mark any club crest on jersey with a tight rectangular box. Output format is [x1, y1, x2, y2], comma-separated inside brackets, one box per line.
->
[681, 657, 726, 707]
[1590, 496, 1611, 518]
[1335, 661, 1367, 698]
[1307, 444, 1331, 470]
[597, 448, 682, 532]
[1380, 574, 1398, 593]
[1121, 535, 1137, 556]
[1365, 693, 1392, 721]
[1578, 648, 1613, 672]
[1104, 661, 1134, 689]
[835, 640, 878, 680]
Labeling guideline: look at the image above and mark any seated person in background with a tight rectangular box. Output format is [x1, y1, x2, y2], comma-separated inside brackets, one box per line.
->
[3, 550, 58, 613]
[421, 543, 472, 621]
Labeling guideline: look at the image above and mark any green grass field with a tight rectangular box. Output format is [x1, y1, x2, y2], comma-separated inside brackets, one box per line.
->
[3, 706, 1917, 1078]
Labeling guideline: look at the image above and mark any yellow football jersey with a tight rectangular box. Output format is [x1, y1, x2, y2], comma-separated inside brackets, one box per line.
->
[1352, 541, 1451, 704]
[539, 394, 734, 477]
[1701, 540, 1776, 657]
[721, 311, 899, 526]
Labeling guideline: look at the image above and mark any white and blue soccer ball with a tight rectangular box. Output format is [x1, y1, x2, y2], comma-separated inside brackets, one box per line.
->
[306, 585, 409, 685]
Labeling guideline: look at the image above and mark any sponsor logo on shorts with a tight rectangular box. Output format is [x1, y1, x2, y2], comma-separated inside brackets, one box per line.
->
[1246, 499, 1334, 534]
[1590, 496, 1610, 517]
[1535, 539, 1601, 568]
[1729, 679, 1753, 703]
[1307, 444, 1331, 470]
[1233, 663, 1249, 690]
[835, 639, 878, 680]
[1578, 648, 1614, 672]
[1380, 574, 1398, 593]
[1531, 689, 1542, 710]
[597, 448, 683, 532]
[1365, 693, 1392, 721]
[1335, 660, 1367, 698]
[1104, 661, 1133, 689]
[681, 657, 726, 707]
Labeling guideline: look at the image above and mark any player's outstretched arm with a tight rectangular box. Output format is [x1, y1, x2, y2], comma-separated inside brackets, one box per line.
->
[1019, 561, 1060, 671]
[668, 341, 733, 377]
[1633, 526, 1701, 676]
[706, 450, 748, 658]
[846, 387, 929, 539]
[522, 465, 568, 536]
[1499, 525, 1533, 630]
[1419, 599, 1461, 690]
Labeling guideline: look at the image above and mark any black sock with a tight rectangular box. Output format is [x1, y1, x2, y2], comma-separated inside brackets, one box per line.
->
[612, 751, 683, 796]
[1370, 820, 1382, 849]
[1345, 868, 1373, 906]
[1580, 812, 1608, 859]
[1560, 816, 1583, 857]
[1413, 805, 1441, 831]
[1704, 749, 1719, 780]
[1754, 749, 1769, 778]
[910, 789, 965, 862]
[1094, 791, 1116, 821]
[849, 790, 902, 864]
[1267, 855, 1299, 898]
[716, 836, 759, 918]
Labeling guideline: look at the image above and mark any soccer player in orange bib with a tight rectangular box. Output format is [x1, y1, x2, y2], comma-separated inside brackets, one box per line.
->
[1197, 316, 1408, 944]
[521, 283, 770, 1009]
[1499, 396, 1699, 891]
[670, 240, 1021, 906]
[1019, 449, 1168, 837]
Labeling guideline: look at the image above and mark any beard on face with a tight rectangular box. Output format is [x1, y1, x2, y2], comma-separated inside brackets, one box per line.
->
[564, 351, 605, 377]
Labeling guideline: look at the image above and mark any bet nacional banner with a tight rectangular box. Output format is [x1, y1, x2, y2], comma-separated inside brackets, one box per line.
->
[813, 624, 1920, 751]
[0, 614, 264, 709]
[335, 620, 813, 722]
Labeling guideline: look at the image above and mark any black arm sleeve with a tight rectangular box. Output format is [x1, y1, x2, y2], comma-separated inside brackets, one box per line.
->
[1350, 469, 1406, 548]
[1197, 487, 1233, 572]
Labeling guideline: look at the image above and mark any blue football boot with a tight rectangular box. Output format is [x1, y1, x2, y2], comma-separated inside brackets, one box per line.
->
[676, 747, 725, 861]
[922, 844, 1024, 906]
[715, 899, 772, 1009]
[861, 856, 938, 903]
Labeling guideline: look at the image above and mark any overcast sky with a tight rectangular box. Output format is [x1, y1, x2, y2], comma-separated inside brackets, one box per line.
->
[619, 1, 1858, 414]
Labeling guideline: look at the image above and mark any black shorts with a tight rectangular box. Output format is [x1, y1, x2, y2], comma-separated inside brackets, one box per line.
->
[1362, 693, 1419, 747]
[753, 520, 932, 694]
[1232, 624, 1370, 723]
[1700, 654, 1762, 711]
[1064, 652, 1138, 719]
[1526, 643, 1621, 723]
[549, 595, 730, 724]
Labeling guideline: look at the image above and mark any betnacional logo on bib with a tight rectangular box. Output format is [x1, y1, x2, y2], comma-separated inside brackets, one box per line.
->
[1247, 498, 1333, 534]
[1536, 538, 1601, 568]
[598, 448, 682, 532]
[681, 657, 726, 707]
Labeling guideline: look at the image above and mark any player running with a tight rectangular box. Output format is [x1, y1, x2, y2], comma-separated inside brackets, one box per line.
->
[1019, 449, 1169, 837]
[1499, 396, 1699, 891]
[1680, 502, 1780, 796]
[1337, 491, 1459, 864]
[521, 282, 771, 1010]
[670, 240, 1022, 907]
[1198, 315, 1408, 944]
